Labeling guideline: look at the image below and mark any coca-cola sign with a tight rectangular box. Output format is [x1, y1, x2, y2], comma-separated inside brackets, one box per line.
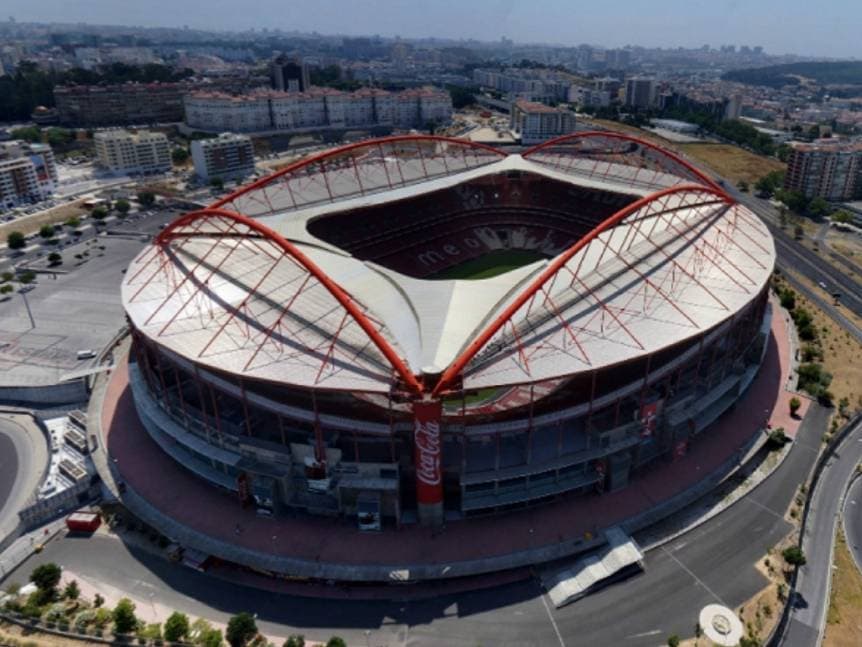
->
[413, 400, 443, 505]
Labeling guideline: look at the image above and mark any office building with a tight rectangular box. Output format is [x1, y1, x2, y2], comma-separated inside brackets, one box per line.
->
[270, 55, 311, 92]
[191, 133, 255, 182]
[54, 83, 188, 127]
[510, 100, 576, 144]
[784, 140, 862, 201]
[93, 130, 171, 175]
[0, 141, 57, 210]
[184, 87, 452, 134]
[624, 77, 657, 110]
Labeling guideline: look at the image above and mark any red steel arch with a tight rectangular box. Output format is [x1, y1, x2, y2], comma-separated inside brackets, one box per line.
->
[523, 131, 728, 195]
[431, 183, 734, 396]
[210, 134, 508, 214]
[153, 207, 424, 394]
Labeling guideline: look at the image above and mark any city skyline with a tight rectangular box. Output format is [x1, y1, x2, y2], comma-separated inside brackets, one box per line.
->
[4, 0, 861, 59]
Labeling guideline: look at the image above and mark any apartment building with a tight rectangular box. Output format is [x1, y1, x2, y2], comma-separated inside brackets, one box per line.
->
[0, 141, 57, 210]
[183, 86, 452, 133]
[784, 140, 862, 201]
[93, 130, 171, 175]
[54, 82, 188, 127]
[190, 133, 255, 182]
[510, 100, 576, 145]
[624, 77, 658, 109]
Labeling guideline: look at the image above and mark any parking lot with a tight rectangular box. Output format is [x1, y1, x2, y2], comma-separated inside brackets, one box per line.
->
[0, 208, 180, 387]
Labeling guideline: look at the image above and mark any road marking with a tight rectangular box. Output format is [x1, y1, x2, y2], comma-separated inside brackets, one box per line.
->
[745, 496, 785, 521]
[660, 546, 726, 606]
[540, 592, 566, 647]
[626, 629, 662, 639]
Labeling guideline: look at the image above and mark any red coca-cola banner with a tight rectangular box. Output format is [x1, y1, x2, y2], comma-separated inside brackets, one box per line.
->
[413, 399, 443, 506]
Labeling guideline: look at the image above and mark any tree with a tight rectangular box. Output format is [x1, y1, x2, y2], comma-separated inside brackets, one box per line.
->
[163, 612, 191, 643]
[808, 196, 829, 218]
[137, 191, 156, 207]
[284, 637, 305, 647]
[112, 597, 138, 634]
[91, 206, 108, 220]
[172, 148, 190, 164]
[62, 579, 80, 600]
[225, 613, 257, 647]
[10, 126, 42, 143]
[789, 397, 802, 417]
[19, 270, 36, 284]
[667, 636, 680, 647]
[94, 593, 105, 608]
[737, 180, 749, 192]
[783, 545, 807, 566]
[779, 288, 796, 311]
[115, 199, 131, 215]
[0, 284, 13, 295]
[210, 177, 224, 191]
[447, 85, 478, 109]
[7, 231, 26, 250]
[30, 563, 62, 595]
[65, 216, 81, 228]
[832, 210, 853, 224]
[202, 629, 224, 647]
[39, 224, 56, 239]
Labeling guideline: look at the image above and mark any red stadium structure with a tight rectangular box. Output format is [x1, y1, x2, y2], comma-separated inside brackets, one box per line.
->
[122, 133, 775, 528]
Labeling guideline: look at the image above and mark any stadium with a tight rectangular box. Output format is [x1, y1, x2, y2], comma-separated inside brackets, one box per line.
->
[120, 132, 775, 532]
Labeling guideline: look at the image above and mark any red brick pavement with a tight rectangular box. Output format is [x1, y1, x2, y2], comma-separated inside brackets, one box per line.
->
[102, 301, 804, 569]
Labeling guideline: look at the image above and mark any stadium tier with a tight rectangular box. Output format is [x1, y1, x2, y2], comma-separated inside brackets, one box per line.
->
[122, 133, 775, 527]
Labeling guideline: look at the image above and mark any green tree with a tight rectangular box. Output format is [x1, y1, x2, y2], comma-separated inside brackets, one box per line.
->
[39, 224, 56, 239]
[172, 148, 190, 164]
[112, 597, 138, 634]
[808, 196, 829, 218]
[62, 579, 79, 600]
[284, 636, 305, 647]
[19, 270, 36, 284]
[91, 206, 108, 220]
[226, 613, 257, 647]
[29, 563, 62, 596]
[163, 612, 191, 643]
[202, 629, 224, 647]
[667, 636, 680, 647]
[325, 639, 346, 647]
[7, 231, 26, 250]
[45, 127, 73, 147]
[210, 177, 224, 191]
[94, 593, 105, 608]
[0, 284, 13, 295]
[447, 85, 478, 109]
[10, 126, 42, 143]
[115, 199, 131, 215]
[832, 210, 853, 224]
[137, 191, 156, 207]
[783, 546, 807, 566]
[65, 216, 81, 228]
[779, 288, 796, 311]
[789, 397, 802, 417]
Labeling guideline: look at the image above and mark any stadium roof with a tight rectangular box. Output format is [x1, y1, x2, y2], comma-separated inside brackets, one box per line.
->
[122, 133, 775, 395]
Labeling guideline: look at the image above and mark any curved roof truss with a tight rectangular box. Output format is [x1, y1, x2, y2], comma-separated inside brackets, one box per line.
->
[211, 134, 507, 219]
[125, 208, 423, 393]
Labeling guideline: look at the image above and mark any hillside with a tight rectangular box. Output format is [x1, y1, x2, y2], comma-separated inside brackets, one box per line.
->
[722, 61, 862, 88]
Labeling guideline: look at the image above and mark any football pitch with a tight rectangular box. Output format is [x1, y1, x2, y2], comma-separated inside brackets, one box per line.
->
[431, 249, 546, 280]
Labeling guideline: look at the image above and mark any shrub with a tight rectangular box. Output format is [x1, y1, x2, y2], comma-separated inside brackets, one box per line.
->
[18, 271, 36, 284]
[284, 636, 305, 647]
[779, 288, 796, 311]
[226, 613, 257, 647]
[326, 638, 347, 647]
[767, 428, 789, 448]
[0, 284, 13, 295]
[163, 612, 190, 643]
[789, 397, 801, 416]
[783, 546, 807, 566]
[62, 580, 80, 600]
[65, 217, 81, 228]
[1, 271, 13, 282]
[7, 231, 26, 250]
[91, 206, 107, 220]
[39, 224, 56, 239]
[30, 563, 62, 596]
[112, 598, 138, 634]
[47, 252, 62, 266]
[137, 191, 156, 207]
[115, 199, 131, 214]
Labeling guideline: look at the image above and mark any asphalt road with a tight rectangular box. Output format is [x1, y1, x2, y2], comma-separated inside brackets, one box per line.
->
[783, 416, 862, 647]
[843, 476, 862, 577]
[0, 431, 18, 514]
[3, 406, 829, 647]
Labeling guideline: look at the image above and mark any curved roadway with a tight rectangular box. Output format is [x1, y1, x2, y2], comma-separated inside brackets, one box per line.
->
[0, 416, 42, 549]
[5, 406, 829, 646]
[782, 416, 862, 646]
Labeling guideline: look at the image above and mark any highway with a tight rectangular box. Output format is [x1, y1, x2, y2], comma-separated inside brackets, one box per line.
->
[842, 473, 862, 581]
[782, 416, 862, 646]
[4, 406, 829, 646]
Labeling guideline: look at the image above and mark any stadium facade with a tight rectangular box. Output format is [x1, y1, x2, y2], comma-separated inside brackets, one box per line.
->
[122, 133, 775, 529]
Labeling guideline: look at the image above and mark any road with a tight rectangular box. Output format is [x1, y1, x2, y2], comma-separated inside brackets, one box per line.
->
[0, 415, 47, 550]
[843, 477, 862, 577]
[3, 406, 829, 646]
[782, 416, 862, 646]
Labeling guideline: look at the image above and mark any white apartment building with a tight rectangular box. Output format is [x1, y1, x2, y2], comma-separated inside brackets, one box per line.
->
[510, 100, 576, 145]
[0, 141, 57, 211]
[191, 133, 256, 182]
[183, 87, 453, 134]
[93, 130, 171, 175]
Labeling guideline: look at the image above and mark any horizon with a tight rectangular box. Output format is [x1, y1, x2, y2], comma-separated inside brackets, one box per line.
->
[3, 0, 861, 59]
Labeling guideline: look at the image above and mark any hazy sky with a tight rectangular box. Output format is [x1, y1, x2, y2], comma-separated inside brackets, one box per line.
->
[6, 0, 861, 58]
